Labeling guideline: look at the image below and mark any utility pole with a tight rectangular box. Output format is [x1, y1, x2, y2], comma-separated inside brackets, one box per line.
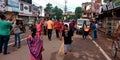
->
[64, 0, 67, 14]
[64, 0, 67, 20]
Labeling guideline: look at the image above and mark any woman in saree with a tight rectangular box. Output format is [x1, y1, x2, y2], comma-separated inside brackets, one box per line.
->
[27, 26, 43, 60]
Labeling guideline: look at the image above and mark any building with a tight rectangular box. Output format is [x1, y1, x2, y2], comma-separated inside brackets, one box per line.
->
[97, 0, 120, 36]
[81, 2, 92, 19]
[18, 0, 37, 25]
[0, 0, 6, 12]
[4, 0, 19, 22]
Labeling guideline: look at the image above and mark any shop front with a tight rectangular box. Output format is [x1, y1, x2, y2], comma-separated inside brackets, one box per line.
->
[4, 0, 19, 21]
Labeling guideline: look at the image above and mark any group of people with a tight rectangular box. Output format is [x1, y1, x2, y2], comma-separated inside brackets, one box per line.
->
[0, 14, 21, 55]
[27, 18, 75, 59]
[82, 20, 98, 40]
[0, 13, 100, 60]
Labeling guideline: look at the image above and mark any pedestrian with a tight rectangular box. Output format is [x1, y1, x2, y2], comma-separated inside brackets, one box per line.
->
[91, 20, 97, 40]
[27, 26, 44, 60]
[82, 21, 89, 40]
[36, 20, 42, 35]
[12, 23, 21, 48]
[43, 19, 47, 35]
[62, 24, 73, 54]
[94, 21, 98, 38]
[55, 19, 62, 39]
[0, 14, 12, 55]
[46, 18, 54, 41]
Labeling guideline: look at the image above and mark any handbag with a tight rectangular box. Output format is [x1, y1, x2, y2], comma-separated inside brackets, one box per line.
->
[84, 28, 90, 32]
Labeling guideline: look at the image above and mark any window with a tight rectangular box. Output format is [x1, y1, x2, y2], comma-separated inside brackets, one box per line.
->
[20, 3, 24, 11]
[29, 6, 31, 12]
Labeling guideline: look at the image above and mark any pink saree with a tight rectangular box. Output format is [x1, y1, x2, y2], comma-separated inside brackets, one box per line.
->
[27, 35, 43, 60]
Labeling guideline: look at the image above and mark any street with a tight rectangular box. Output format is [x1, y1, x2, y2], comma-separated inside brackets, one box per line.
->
[0, 29, 120, 60]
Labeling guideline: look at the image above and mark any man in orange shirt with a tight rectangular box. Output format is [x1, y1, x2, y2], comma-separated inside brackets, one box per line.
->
[46, 18, 54, 41]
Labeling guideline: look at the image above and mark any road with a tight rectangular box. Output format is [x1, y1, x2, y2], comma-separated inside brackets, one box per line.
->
[0, 30, 120, 60]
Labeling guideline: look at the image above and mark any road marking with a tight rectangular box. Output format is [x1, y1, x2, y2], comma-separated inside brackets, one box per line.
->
[10, 33, 25, 39]
[88, 36, 112, 60]
[8, 38, 27, 46]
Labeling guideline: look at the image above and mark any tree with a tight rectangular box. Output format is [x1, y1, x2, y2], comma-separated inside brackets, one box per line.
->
[45, 4, 63, 19]
[75, 7, 82, 19]
[45, 3, 53, 12]
[52, 6, 63, 20]
[44, 3, 53, 18]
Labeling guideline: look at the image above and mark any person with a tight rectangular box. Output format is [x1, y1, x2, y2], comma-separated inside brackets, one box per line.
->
[62, 24, 73, 54]
[94, 21, 98, 38]
[12, 23, 21, 48]
[55, 20, 62, 38]
[46, 18, 54, 41]
[115, 25, 120, 40]
[36, 20, 42, 35]
[69, 20, 76, 32]
[27, 27, 43, 60]
[0, 14, 12, 55]
[82, 21, 89, 40]
[43, 19, 47, 35]
[91, 20, 97, 40]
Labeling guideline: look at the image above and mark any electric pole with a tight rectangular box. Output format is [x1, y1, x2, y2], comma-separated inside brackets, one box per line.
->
[64, 0, 67, 14]
[64, 0, 67, 20]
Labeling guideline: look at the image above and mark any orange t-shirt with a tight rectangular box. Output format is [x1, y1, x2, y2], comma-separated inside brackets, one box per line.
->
[47, 20, 54, 29]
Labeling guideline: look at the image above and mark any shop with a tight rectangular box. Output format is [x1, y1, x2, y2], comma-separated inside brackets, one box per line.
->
[4, 0, 19, 21]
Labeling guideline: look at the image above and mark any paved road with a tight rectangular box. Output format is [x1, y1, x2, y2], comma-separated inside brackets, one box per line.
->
[0, 30, 120, 60]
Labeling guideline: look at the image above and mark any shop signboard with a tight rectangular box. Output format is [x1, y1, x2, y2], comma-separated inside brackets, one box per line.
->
[107, 2, 114, 10]
[92, 3, 100, 13]
[0, 0, 6, 12]
[113, 0, 120, 8]
[102, 4, 107, 11]
[8, 0, 19, 8]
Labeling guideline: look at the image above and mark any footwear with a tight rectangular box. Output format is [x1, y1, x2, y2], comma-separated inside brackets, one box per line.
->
[64, 52, 67, 55]
[12, 45, 16, 47]
[17, 46, 20, 49]
[4, 52, 10, 55]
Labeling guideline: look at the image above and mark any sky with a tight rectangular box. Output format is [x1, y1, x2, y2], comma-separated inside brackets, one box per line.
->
[33, 0, 91, 12]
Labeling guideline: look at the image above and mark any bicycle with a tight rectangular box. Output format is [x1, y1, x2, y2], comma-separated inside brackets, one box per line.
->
[111, 39, 120, 58]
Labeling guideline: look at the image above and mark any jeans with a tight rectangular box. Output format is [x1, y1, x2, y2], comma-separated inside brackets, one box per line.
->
[64, 44, 72, 53]
[0, 35, 10, 54]
[92, 30, 97, 40]
[48, 29, 52, 40]
[14, 33, 20, 47]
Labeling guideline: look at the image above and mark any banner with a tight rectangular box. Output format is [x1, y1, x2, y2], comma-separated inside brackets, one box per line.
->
[113, 0, 120, 8]
[8, 0, 19, 8]
[0, 0, 6, 12]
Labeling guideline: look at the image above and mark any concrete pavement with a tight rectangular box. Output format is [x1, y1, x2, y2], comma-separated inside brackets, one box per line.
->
[0, 30, 120, 60]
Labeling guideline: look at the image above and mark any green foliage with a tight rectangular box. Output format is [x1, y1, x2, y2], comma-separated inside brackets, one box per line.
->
[45, 3, 53, 13]
[75, 7, 82, 19]
[45, 3, 63, 20]
[52, 6, 63, 20]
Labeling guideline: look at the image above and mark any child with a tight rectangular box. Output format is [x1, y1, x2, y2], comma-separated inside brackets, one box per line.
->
[62, 24, 73, 54]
